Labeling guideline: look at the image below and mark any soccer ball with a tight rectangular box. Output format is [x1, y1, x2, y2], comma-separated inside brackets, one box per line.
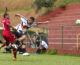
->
[75, 20, 80, 24]
[22, 53, 30, 56]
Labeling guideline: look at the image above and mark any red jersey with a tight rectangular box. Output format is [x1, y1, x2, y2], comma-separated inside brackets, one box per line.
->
[1, 18, 10, 31]
[2, 18, 16, 43]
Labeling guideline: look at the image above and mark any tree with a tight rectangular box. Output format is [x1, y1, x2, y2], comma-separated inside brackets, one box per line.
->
[33, 0, 56, 13]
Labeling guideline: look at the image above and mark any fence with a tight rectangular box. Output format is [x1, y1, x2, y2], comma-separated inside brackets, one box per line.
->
[48, 24, 80, 54]
[25, 27, 48, 48]
[1, 25, 80, 54]
[0, 27, 48, 48]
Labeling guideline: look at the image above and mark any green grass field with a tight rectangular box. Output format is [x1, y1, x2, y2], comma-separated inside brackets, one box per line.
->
[0, 53, 80, 65]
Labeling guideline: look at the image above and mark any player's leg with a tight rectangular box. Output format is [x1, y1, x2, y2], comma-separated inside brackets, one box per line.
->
[0, 31, 17, 60]
[0, 42, 6, 49]
[35, 41, 41, 55]
[13, 31, 30, 55]
[0, 41, 9, 47]
[35, 47, 41, 55]
[12, 47, 17, 61]
[9, 33, 18, 60]
[0, 36, 10, 49]
[5, 32, 18, 60]
[17, 35, 26, 42]
[12, 30, 25, 54]
[0, 31, 11, 49]
[41, 47, 47, 53]
[21, 44, 26, 53]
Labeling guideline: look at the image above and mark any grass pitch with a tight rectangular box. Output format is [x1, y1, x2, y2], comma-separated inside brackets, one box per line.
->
[0, 53, 80, 65]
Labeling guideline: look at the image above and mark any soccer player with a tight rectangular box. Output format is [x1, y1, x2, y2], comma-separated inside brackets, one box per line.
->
[32, 32, 48, 55]
[0, 10, 17, 61]
[13, 14, 49, 55]
[35, 40, 48, 55]
[15, 14, 49, 42]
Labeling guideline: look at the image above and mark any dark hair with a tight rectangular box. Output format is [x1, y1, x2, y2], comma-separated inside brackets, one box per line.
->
[3, 8, 8, 18]
[3, 13, 8, 18]
[30, 17, 35, 21]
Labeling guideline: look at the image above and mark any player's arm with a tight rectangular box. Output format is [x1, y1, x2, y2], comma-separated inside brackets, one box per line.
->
[6, 22, 16, 30]
[37, 21, 49, 25]
[37, 44, 42, 49]
[15, 14, 22, 17]
[15, 14, 25, 18]
[15, 14, 27, 23]
[31, 21, 49, 27]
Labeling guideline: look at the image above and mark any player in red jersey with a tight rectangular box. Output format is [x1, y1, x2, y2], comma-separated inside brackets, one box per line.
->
[0, 9, 17, 61]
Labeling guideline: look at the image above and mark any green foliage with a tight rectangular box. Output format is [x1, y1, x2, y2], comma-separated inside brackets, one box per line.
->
[33, 0, 56, 13]
[46, 49, 51, 54]
[46, 48, 57, 55]
[50, 48, 57, 55]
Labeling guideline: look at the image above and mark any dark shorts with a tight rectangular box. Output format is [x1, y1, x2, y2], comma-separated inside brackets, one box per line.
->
[13, 30, 23, 38]
[13, 30, 23, 46]
[42, 47, 46, 51]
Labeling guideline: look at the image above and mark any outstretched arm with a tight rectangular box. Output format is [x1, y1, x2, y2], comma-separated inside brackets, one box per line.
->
[15, 14, 27, 23]
[37, 21, 49, 25]
[15, 14, 22, 17]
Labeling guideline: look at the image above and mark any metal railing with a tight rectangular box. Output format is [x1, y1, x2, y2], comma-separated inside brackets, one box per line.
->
[48, 24, 80, 50]
[0, 24, 80, 50]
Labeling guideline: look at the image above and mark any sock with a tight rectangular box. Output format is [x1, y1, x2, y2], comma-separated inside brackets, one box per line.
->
[12, 48, 17, 59]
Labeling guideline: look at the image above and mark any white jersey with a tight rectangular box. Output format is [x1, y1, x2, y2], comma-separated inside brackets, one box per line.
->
[16, 16, 37, 34]
[40, 41, 48, 49]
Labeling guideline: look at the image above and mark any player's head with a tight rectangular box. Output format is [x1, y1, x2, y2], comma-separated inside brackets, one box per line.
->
[3, 13, 9, 19]
[28, 17, 35, 24]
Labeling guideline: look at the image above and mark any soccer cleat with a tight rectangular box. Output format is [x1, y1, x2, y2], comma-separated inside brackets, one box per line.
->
[0, 45, 2, 49]
[13, 58, 17, 61]
[34, 53, 39, 55]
